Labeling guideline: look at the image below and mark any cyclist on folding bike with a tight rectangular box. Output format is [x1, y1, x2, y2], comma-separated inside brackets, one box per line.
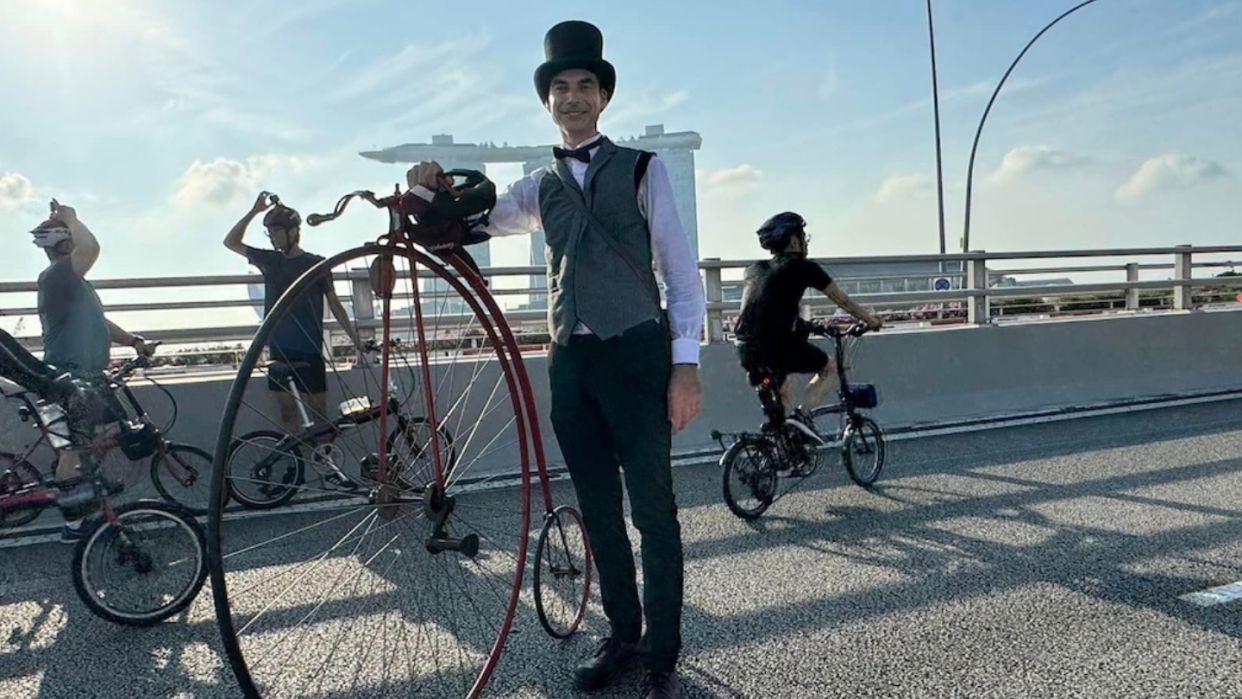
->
[733, 212, 883, 444]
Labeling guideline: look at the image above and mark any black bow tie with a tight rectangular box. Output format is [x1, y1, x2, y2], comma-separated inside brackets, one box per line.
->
[553, 144, 596, 163]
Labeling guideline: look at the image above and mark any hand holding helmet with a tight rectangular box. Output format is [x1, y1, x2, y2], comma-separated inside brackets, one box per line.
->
[250, 191, 276, 216]
[399, 169, 496, 252]
[30, 200, 74, 249]
[49, 199, 78, 226]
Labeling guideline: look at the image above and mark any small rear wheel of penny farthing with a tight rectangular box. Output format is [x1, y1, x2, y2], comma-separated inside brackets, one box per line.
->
[533, 505, 592, 638]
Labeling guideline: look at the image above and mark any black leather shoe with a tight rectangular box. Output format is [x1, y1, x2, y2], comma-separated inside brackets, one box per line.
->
[641, 671, 680, 699]
[572, 636, 642, 691]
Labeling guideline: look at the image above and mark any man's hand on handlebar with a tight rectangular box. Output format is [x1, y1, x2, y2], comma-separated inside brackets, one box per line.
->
[406, 161, 454, 191]
[133, 336, 159, 358]
[860, 312, 884, 332]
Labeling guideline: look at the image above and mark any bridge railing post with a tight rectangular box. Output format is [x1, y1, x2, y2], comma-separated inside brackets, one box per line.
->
[1173, 245, 1193, 311]
[703, 259, 724, 344]
[351, 268, 377, 351]
[1125, 262, 1140, 310]
[967, 251, 990, 325]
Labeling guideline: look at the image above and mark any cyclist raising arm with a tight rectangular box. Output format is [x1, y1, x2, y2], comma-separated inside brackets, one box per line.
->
[224, 192, 367, 490]
[733, 212, 882, 440]
[29, 201, 151, 540]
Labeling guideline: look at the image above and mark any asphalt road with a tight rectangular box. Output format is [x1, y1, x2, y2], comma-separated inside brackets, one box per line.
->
[3, 399, 1242, 699]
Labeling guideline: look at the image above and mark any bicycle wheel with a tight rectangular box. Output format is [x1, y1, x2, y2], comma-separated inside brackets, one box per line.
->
[150, 443, 214, 515]
[208, 244, 531, 699]
[72, 499, 207, 626]
[533, 505, 592, 638]
[224, 430, 305, 510]
[842, 416, 886, 486]
[383, 416, 457, 491]
[0, 454, 44, 529]
[721, 438, 778, 520]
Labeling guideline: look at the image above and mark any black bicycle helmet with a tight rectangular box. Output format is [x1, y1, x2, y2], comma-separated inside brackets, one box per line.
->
[401, 169, 496, 251]
[263, 204, 302, 231]
[756, 211, 807, 252]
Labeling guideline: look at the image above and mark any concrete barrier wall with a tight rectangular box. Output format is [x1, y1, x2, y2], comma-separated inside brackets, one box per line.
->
[5, 310, 1241, 479]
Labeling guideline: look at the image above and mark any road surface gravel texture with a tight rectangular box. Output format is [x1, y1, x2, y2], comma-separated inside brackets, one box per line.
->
[2, 400, 1241, 698]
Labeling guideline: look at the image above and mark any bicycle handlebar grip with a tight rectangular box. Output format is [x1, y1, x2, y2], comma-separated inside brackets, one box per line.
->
[442, 169, 488, 188]
[306, 213, 329, 227]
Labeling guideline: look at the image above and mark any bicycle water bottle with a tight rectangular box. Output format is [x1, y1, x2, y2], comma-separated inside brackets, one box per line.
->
[36, 401, 73, 449]
[339, 396, 373, 419]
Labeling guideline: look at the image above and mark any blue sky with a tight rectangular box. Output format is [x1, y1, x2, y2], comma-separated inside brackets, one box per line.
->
[0, 0, 1239, 299]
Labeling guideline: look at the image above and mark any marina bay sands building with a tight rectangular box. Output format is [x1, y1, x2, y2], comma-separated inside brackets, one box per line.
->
[359, 124, 703, 311]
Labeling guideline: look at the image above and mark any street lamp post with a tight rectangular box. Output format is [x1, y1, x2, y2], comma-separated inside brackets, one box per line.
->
[926, 0, 947, 257]
[961, 0, 1105, 253]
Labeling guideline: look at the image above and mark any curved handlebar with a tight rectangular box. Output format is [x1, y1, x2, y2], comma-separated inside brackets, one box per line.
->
[304, 170, 492, 228]
[807, 319, 873, 339]
[305, 190, 390, 227]
[109, 340, 163, 382]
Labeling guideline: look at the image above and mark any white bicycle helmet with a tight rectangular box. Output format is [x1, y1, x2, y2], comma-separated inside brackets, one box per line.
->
[30, 217, 72, 248]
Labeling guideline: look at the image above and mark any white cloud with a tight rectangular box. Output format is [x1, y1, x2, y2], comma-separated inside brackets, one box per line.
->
[699, 164, 764, 193]
[988, 145, 1089, 183]
[171, 155, 317, 207]
[875, 173, 933, 202]
[0, 172, 34, 211]
[1115, 153, 1230, 201]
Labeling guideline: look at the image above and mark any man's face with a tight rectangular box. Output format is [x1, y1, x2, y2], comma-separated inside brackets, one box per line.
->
[546, 68, 609, 137]
[41, 237, 74, 262]
[266, 226, 295, 251]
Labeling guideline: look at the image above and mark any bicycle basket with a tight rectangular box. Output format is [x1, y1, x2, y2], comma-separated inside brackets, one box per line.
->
[847, 383, 879, 409]
[117, 422, 160, 460]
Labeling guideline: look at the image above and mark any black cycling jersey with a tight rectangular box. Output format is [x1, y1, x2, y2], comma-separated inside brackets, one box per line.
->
[733, 253, 832, 348]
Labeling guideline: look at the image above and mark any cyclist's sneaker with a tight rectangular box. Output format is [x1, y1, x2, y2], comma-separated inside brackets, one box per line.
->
[785, 413, 823, 446]
[324, 471, 359, 492]
[59, 521, 87, 544]
[312, 446, 359, 492]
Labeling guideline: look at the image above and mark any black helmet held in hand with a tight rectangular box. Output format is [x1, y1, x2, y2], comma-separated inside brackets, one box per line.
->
[757, 211, 807, 252]
[401, 169, 496, 252]
[263, 204, 302, 231]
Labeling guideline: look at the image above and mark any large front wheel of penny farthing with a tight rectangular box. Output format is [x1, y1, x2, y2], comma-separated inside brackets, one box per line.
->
[207, 244, 532, 699]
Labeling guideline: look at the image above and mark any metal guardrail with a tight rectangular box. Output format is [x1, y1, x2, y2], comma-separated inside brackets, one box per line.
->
[3, 246, 1242, 350]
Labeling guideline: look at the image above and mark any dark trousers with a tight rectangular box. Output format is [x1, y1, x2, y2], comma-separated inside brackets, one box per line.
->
[548, 318, 684, 673]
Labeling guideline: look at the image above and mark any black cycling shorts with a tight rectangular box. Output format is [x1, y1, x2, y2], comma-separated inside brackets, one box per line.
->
[268, 347, 327, 395]
[737, 340, 829, 384]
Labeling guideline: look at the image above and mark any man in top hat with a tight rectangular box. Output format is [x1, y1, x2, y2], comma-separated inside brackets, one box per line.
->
[409, 18, 702, 699]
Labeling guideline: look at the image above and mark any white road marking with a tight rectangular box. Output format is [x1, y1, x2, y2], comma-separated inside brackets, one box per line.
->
[1180, 581, 1242, 607]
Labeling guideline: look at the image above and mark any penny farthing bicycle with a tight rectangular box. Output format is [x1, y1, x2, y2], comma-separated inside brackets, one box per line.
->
[206, 172, 593, 699]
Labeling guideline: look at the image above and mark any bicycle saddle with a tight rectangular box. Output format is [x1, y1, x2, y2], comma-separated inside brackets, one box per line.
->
[746, 367, 786, 389]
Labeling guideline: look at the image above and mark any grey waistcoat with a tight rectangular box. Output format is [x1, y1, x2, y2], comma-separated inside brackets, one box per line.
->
[539, 137, 663, 345]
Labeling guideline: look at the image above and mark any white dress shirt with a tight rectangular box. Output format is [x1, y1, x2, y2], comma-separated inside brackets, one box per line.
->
[477, 133, 706, 365]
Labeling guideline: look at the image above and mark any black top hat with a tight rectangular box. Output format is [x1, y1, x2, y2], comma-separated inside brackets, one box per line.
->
[534, 20, 616, 104]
